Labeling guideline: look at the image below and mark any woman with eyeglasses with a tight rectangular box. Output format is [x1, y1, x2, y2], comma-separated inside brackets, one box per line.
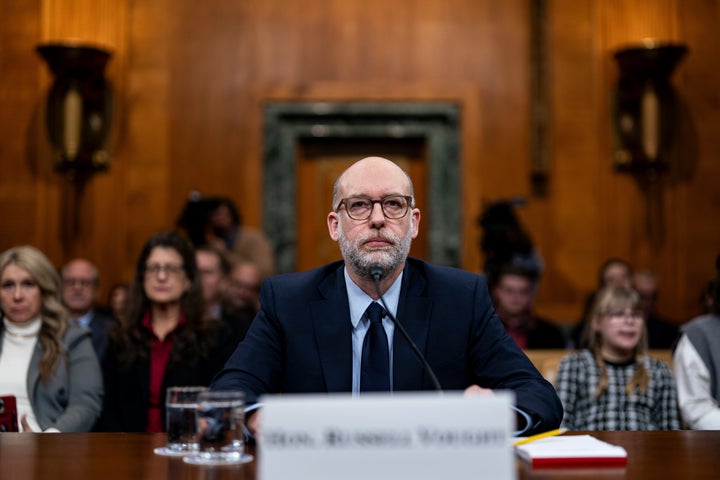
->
[99, 231, 235, 432]
[555, 285, 680, 430]
[0, 246, 103, 432]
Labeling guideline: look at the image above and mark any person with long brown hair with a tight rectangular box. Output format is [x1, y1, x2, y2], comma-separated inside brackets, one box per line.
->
[0, 246, 103, 432]
[556, 285, 680, 430]
[99, 231, 234, 432]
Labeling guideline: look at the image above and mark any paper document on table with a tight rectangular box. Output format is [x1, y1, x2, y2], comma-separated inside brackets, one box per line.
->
[515, 434, 627, 468]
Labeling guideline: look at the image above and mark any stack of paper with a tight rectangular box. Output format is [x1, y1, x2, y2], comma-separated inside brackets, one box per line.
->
[515, 434, 628, 468]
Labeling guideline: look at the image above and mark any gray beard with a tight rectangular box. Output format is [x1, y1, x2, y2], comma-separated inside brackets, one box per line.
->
[337, 222, 413, 280]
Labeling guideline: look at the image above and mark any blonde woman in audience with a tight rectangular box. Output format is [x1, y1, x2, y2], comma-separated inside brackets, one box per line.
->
[0, 246, 103, 432]
[571, 258, 633, 347]
[556, 286, 680, 430]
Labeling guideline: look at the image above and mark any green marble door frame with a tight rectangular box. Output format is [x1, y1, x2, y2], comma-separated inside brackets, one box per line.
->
[263, 101, 460, 273]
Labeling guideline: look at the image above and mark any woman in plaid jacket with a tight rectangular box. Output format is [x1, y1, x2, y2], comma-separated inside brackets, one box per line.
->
[556, 286, 680, 430]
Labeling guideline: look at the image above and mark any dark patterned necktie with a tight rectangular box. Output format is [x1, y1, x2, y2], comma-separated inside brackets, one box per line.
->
[360, 302, 390, 392]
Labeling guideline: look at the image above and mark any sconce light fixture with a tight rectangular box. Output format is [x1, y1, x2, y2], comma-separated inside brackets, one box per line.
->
[36, 42, 113, 178]
[612, 40, 688, 177]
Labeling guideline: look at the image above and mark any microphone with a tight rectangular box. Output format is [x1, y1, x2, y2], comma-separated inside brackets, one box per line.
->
[370, 265, 533, 435]
[369, 263, 443, 392]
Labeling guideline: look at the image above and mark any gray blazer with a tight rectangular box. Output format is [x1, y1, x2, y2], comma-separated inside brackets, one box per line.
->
[1, 324, 104, 432]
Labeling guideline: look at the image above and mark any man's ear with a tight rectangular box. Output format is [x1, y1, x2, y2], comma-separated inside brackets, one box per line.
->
[327, 212, 340, 241]
[410, 208, 421, 239]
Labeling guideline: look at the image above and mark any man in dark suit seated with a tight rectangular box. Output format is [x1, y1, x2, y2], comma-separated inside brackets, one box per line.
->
[491, 264, 566, 349]
[61, 259, 117, 365]
[211, 156, 563, 436]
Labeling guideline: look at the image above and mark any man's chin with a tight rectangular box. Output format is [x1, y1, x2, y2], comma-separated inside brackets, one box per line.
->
[359, 251, 391, 266]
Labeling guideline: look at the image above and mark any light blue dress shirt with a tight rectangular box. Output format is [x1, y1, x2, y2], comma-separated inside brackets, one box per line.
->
[73, 310, 93, 329]
[344, 267, 402, 395]
[342, 267, 533, 434]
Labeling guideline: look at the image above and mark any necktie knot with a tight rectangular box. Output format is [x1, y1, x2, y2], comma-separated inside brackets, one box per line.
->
[366, 302, 385, 326]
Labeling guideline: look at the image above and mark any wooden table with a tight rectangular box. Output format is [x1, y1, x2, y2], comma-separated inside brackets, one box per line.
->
[1, 431, 718, 479]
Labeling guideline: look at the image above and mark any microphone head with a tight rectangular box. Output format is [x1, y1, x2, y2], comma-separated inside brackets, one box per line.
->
[369, 263, 384, 282]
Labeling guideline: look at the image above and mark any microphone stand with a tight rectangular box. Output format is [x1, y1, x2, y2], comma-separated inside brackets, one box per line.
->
[370, 264, 443, 392]
[369, 265, 533, 434]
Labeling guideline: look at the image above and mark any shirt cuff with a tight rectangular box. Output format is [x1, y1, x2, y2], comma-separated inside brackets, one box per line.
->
[511, 406, 534, 436]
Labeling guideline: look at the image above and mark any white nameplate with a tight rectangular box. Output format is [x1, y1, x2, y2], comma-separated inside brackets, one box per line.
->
[258, 392, 516, 480]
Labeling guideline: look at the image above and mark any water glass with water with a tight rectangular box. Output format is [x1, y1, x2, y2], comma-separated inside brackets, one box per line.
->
[154, 386, 207, 456]
[184, 390, 253, 465]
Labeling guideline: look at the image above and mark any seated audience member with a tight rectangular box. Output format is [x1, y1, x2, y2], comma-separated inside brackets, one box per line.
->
[556, 286, 680, 430]
[632, 269, 679, 349]
[211, 156, 563, 437]
[100, 231, 235, 432]
[176, 193, 276, 279]
[491, 265, 565, 349]
[700, 279, 715, 314]
[195, 245, 253, 344]
[572, 257, 633, 348]
[106, 282, 128, 324]
[195, 244, 230, 320]
[673, 255, 720, 430]
[61, 258, 118, 364]
[208, 197, 276, 278]
[477, 197, 543, 289]
[223, 259, 263, 317]
[0, 246, 103, 431]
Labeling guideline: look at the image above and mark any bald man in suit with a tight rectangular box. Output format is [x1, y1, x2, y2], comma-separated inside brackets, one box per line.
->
[212, 157, 563, 436]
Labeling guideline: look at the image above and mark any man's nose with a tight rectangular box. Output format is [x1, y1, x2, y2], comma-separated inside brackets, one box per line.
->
[368, 202, 386, 227]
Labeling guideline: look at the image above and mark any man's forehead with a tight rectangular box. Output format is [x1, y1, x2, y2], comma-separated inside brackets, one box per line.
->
[338, 170, 411, 197]
[65, 261, 95, 278]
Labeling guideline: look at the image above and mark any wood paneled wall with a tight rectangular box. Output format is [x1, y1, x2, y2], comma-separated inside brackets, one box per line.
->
[1, 0, 718, 323]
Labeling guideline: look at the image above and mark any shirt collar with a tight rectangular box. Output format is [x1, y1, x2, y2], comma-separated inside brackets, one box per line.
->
[344, 266, 403, 328]
[74, 309, 94, 328]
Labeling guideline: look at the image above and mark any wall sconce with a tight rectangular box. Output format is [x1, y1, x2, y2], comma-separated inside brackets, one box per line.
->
[612, 40, 688, 178]
[36, 42, 113, 178]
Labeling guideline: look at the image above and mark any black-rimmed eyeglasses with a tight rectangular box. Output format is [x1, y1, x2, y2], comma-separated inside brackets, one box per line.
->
[144, 263, 184, 277]
[335, 195, 413, 220]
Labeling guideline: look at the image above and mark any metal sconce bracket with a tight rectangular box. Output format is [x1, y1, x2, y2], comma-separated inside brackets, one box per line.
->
[612, 40, 688, 179]
[36, 42, 114, 180]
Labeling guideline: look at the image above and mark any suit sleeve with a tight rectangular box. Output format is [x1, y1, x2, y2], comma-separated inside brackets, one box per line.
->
[467, 277, 564, 435]
[211, 278, 284, 404]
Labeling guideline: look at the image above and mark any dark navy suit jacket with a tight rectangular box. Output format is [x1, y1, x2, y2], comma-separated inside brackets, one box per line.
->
[211, 258, 563, 435]
[87, 308, 117, 365]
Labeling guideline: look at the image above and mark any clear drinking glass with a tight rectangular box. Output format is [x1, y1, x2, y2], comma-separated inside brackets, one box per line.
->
[153, 386, 207, 456]
[183, 390, 253, 465]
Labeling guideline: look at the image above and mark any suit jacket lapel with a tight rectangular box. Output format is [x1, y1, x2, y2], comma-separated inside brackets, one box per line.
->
[311, 265, 353, 392]
[393, 262, 433, 390]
